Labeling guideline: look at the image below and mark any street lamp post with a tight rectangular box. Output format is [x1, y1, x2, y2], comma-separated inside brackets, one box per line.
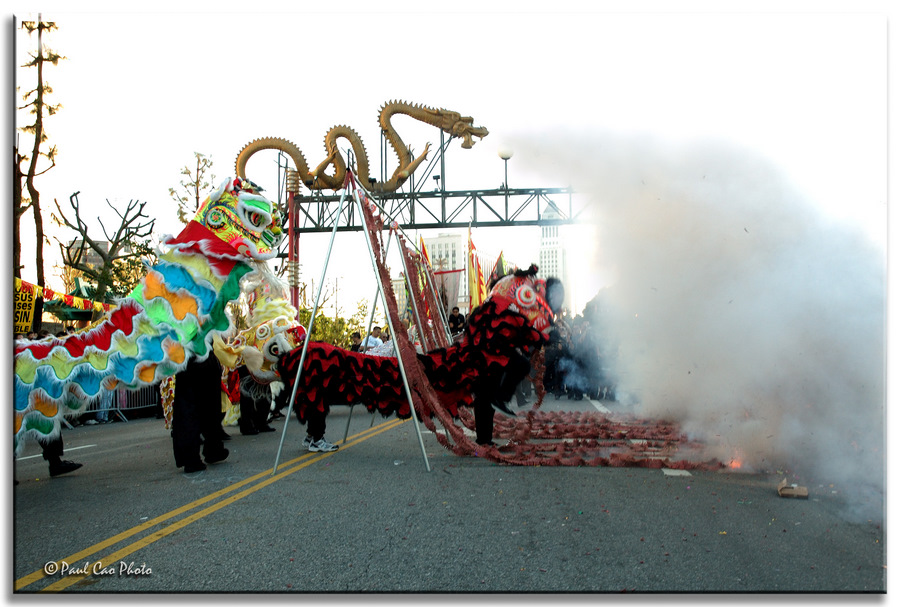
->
[498, 148, 513, 222]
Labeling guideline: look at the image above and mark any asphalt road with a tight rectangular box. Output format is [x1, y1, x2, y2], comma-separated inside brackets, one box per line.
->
[12, 402, 885, 594]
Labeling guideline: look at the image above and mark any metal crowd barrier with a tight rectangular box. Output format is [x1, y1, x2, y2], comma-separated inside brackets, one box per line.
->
[61, 384, 161, 427]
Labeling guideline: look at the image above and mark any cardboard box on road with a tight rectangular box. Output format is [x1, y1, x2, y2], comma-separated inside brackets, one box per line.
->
[777, 478, 809, 499]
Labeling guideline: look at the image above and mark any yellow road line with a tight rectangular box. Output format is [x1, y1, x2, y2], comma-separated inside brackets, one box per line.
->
[16, 417, 405, 592]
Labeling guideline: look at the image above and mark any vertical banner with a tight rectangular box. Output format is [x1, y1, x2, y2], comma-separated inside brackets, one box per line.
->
[14, 278, 36, 334]
[467, 229, 487, 313]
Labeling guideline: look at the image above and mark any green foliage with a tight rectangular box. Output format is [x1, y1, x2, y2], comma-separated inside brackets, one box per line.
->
[109, 240, 157, 298]
[169, 152, 216, 225]
[296, 298, 370, 348]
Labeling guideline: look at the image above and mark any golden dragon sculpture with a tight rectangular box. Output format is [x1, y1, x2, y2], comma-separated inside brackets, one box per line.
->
[235, 100, 489, 192]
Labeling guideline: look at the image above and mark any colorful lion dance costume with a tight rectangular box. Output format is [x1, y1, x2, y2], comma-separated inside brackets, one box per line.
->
[14, 177, 285, 454]
[214, 281, 306, 428]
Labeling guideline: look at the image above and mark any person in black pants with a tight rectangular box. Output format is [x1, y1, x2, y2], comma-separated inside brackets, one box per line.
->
[41, 435, 82, 477]
[172, 354, 229, 473]
[473, 348, 531, 446]
[300, 404, 338, 452]
[237, 366, 276, 435]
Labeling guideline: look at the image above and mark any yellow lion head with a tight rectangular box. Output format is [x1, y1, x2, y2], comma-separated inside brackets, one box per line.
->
[194, 177, 284, 259]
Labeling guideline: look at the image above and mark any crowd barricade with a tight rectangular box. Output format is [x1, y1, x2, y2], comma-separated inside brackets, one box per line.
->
[64, 384, 161, 426]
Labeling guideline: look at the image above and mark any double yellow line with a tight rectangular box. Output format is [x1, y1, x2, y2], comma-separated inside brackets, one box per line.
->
[15, 417, 406, 593]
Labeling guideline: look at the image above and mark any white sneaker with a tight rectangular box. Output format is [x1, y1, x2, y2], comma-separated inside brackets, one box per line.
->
[84, 419, 99, 425]
[302, 435, 313, 449]
[308, 438, 339, 452]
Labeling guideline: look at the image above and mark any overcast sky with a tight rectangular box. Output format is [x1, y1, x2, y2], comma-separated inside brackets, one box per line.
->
[10, 0, 892, 318]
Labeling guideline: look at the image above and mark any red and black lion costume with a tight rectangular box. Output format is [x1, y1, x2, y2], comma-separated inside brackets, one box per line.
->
[277, 266, 564, 447]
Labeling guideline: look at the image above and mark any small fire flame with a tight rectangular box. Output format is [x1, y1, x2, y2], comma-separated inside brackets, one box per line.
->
[727, 449, 744, 470]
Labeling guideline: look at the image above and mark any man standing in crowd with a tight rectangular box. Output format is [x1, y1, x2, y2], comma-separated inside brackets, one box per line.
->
[349, 332, 362, 352]
[361, 326, 382, 352]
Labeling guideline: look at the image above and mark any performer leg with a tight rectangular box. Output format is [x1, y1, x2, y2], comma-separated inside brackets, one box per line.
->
[474, 397, 496, 445]
[239, 391, 259, 435]
[41, 434, 83, 476]
[172, 357, 218, 472]
[307, 408, 326, 441]
[304, 405, 338, 452]
[253, 392, 275, 432]
[198, 356, 229, 464]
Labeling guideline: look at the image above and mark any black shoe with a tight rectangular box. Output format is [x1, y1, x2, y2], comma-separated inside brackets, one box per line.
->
[219, 431, 232, 441]
[240, 427, 259, 436]
[490, 401, 517, 418]
[205, 448, 229, 464]
[475, 440, 497, 447]
[183, 461, 207, 473]
[258, 425, 276, 433]
[49, 460, 83, 477]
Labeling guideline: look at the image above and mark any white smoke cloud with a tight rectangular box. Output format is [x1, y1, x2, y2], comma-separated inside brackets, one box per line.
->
[512, 129, 885, 520]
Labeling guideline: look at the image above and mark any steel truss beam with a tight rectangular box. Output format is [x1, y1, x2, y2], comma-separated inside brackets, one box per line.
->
[288, 186, 583, 234]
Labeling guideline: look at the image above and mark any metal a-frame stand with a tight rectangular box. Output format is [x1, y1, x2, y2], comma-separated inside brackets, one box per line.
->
[341, 203, 453, 444]
[271, 170, 432, 474]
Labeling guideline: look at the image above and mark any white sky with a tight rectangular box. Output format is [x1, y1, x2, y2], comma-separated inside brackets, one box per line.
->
[10, 0, 892, 319]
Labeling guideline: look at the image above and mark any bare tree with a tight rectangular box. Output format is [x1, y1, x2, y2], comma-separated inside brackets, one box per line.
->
[169, 152, 216, 224]
[54, 192, 156, 318]
[16, 17, 64, 284]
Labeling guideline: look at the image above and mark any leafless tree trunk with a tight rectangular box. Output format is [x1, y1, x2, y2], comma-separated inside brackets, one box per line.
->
[18, 17, 63, 287]
[54, 192, 155, 320]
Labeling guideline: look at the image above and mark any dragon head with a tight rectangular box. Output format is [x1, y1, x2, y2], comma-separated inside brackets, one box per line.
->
[487, 266, 564, 337]
[193, 177, 284, 259]
[426, 108, 489, 149]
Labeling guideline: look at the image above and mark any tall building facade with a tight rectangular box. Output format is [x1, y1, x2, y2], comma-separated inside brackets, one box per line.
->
[423, 233, 462, 272]
[537, 206, 571, 313]
[67, 239, 109, 270]
[423, 233, 466, 309]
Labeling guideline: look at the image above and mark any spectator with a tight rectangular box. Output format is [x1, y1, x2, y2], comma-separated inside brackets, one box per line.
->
[349, 332, 362, 352]
[95, 384, 114, 424]
[361, 326, 382, 352]
[447, 307, 466, 335]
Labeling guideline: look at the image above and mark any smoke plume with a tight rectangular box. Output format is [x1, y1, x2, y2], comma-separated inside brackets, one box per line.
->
[512, 129, 885, 519]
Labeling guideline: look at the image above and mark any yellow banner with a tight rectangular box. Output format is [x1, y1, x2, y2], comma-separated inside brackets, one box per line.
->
[14, 277, 36, 334]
